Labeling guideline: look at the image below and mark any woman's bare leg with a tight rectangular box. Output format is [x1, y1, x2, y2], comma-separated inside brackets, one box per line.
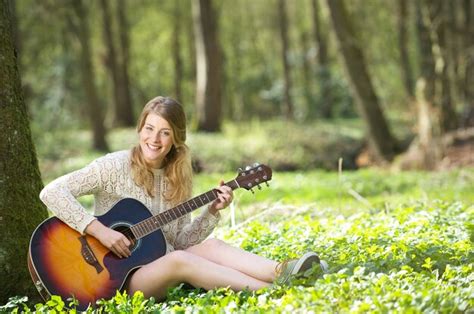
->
[185, 238, 279, 283]
[127, 250, 270, 300]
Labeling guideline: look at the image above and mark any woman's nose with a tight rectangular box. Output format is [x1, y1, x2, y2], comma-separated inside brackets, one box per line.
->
[153, 132, 161, 142]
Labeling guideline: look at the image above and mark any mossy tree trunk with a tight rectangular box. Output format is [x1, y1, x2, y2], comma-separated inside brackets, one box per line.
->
[0, 1, 48, 304]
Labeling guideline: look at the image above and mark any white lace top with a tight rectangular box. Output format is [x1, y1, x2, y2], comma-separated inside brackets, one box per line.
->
[39, 150, 220, 252]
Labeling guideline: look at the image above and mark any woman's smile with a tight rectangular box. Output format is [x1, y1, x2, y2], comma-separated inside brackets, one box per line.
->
[139, 113, 174, 168]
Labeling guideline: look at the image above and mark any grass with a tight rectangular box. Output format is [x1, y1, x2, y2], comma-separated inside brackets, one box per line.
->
[9, 120, 471, 312]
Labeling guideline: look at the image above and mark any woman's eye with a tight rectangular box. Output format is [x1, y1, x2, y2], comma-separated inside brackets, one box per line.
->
[145, 126, 153, 131]
[161, 131, 171, 136]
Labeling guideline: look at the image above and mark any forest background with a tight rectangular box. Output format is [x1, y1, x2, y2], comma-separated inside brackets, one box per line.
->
[0, 0, 473, 311]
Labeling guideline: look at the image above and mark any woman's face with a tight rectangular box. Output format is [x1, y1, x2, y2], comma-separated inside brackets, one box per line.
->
[139, 113, 174, 168]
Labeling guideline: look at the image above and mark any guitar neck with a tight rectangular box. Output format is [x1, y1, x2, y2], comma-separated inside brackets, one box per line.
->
[130, 180, 240, 240]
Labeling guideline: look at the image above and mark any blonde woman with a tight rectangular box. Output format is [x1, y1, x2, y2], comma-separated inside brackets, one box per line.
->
[40, 96, 326, 301]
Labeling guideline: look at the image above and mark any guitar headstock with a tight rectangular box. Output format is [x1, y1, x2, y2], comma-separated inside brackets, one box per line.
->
[235, 163, 272, 191]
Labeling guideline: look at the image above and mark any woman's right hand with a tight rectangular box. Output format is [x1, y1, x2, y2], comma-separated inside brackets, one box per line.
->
[85, 219, 131, 258]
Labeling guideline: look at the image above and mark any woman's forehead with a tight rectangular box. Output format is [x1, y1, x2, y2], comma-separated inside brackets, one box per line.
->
[145, 113, 171, 128]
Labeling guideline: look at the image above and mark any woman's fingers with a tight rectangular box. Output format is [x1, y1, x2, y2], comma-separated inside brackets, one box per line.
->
[106, 231, 132, 258]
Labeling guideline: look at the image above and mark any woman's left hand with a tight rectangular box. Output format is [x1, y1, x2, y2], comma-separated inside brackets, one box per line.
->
[208, 180, 233, 215]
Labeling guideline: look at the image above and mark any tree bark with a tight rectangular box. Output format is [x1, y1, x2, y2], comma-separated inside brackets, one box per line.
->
[192, 0, 223, 132]
[278, 0, 294, 120]
[71, 0, 109, 151]
[429, 0, 458, 131]
[326, 0, 398, 161]
[0, 1, 48, 303]
[99, 0, 123, 127]
[312, 0, 333, 118]
[406, 0, 444, 169]
[300, 29, 313, 117]
[173, 0, 184, 102]
[463, 0, 474, 126]
[116, 0, 134, 126]
[397, 0, 415, 98]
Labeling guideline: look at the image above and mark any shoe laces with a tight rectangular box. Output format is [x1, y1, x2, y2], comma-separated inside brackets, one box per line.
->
[275, 259, 293, 277]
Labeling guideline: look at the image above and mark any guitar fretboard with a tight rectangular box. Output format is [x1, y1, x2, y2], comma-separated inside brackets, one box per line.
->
[130, 180, 239, 240]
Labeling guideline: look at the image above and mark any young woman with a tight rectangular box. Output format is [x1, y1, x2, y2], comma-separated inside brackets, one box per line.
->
[39, 96, 326, 300]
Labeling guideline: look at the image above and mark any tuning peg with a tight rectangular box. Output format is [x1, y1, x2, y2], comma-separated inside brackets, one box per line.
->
[253, 162, 260, 167]
[265, 182, 270, 187]
[238, 167, 243, 172]
[250, 188, 255, 194]
[245, 166, 251, 171]
[257, 184, 262, 190]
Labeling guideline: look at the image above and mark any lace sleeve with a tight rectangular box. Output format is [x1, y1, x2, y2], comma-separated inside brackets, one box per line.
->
[172, 206, 221, 250]
[39, 161, 102, 234]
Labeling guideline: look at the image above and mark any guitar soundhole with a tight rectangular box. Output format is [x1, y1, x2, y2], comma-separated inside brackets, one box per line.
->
[112, 224, 140, 253]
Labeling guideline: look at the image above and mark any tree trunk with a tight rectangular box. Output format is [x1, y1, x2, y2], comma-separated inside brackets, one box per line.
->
[300, 29, 313, 117]
[312, 0, 333, 118]
[463, 0, 474, 126]
[326, 0, 398, 161]
[116, 0, 134, 126]
[416, 0, 436, 103]
[71, 0, 109, 151]
[278, 0, 294, 120]
[429, 0, 458, 131]
[192, 0, 223, 132]
[397, 0, 415, 98]
[0, 1, 49, 303]
[173, 0, 183, 102]
[404, 0, 444, 169]
[447, 1, 463, 105]
[99, 0, 123, 127]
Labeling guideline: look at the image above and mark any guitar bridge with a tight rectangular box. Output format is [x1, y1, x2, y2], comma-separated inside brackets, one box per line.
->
[78, 236, 104, 274]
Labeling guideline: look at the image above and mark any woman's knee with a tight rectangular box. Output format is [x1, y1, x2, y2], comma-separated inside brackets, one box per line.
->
[166, 250, 193, 267]
[199, 238, 226, 250]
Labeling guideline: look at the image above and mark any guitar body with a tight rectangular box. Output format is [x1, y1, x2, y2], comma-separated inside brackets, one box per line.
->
[28, 198, 167, 311]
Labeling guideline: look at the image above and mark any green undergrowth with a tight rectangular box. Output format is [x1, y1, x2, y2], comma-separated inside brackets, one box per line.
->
[196, 167, 474, 226]
[3, 199, 473, 313]
[36, 119, 365, 183]
[12, 122, 471, 312]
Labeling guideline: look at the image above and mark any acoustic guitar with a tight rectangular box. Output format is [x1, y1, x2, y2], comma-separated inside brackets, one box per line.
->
[28, 164, 272, 311]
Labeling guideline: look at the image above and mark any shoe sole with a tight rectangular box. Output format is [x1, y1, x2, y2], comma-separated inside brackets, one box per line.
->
[291, 252, 321, 276]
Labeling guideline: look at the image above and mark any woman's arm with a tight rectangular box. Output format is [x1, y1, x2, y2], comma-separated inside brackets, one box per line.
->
[39, 161, 102, 233]
[172, 181, 233, 249]
[40, 156, 131, 257]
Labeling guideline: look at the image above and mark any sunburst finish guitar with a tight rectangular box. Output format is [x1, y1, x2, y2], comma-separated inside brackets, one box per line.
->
[28, 164, 272, 311]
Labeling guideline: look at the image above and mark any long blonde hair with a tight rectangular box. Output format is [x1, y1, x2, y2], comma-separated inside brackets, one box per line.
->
[130, 96, 192, 205]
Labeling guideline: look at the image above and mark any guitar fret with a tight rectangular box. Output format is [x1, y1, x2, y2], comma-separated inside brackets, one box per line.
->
[138, 223, 146, 237]
[157, 215, 165, 226]
[170, 210, 178, 220]
[145, 220, 153, 234]
[133, 225, 141, 238]
[142, 222, 149, 235]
